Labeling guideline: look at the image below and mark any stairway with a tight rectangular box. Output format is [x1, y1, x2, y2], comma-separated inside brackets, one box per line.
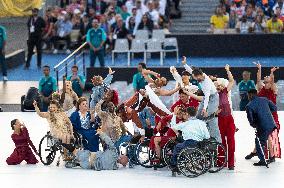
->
[170, 0, 220, 34]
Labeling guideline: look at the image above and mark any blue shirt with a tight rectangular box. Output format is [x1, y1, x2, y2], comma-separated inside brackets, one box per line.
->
[86, 28, 107, 48]
[139, 108, 156, 129]
[56, 20, 73, 36]
[67, 74, 86, 97]
[38, 76, 57, 96]
[0, 26, 7, 49]
[132, 72, 147, 91]
[171, 116, 210, 141]
[239, 80, 256, 100]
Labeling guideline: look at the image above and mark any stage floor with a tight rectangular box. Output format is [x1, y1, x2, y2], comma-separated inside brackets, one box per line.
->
[0, 112, 283, 188]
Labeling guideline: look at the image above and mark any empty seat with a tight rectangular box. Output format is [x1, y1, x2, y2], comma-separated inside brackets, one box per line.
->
[163, 37, 179, 63]
[146, 39, 163, 65]
[129, 39, 146, 66]
[152, 29, 165, 41]
[135, 30, 149, 41]
[112, 39, 130, 65]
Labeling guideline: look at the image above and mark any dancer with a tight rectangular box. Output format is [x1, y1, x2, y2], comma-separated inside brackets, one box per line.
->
[246, 89, 277, 166]
[215, 64, 236, 170]
[65, 128, 129, 170]
[61, 76, 78, 116]
[6, 119, 38, 165]
[90, 67, 115, 109]
[170, 89, 200, 111]
[33, 100, 73, 144]
[70, 97, 99, 152]
[245, 63, 281, 162]
[182, 57, 221, 143]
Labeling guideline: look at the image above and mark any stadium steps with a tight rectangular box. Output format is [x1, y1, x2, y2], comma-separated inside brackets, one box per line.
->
[171, 0, 219, 34]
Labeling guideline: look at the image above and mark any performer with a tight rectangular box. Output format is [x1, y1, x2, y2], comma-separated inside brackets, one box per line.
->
[6, 119, 38, 165]
[90, 67, 115, 109]
[246, 89, 277, 166]
[170, 89, 200, 111]
[61, 76, 78, 116]
[182, 57, 221, 143]
[245, 63, 281, 162]
[33, 100, 73, 144]
[70, 97, 99, 152]
[65, 128, 129, 170]
[215, 64, 236, 170]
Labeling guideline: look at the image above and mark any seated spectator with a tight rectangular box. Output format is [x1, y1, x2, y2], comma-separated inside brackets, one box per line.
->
[110, 0, 122, 14]
[121, 5, 131, 21]
[245, 4, 256, 23]
[147, 1, 160, 28]
[138, 14, 154, 35]
[43, 8, 57, 50]
[230, 0, 245, 19]
[210, 6, 229, 33]
[72, 9, 82, 30]
[273, 0, 284, 15]
[236, 15, 252, 34]
[251, 15, 267, 33]
[275, 6, 284, 22]
[267, 14, 283, 33]
[67, 0, 81, 13]
[126, 0, 135, 14]
[222, 5, 230, 19]
[126, 7, 140, 35]
[229, 11, 238, 28]
[111, 17, 133, 43]
[52, 13, 73, 54]
[126, 16, 136, 36]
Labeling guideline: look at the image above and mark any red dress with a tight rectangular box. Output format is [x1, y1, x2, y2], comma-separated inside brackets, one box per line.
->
[6, 127, 38, 165]
[258, 88, 281, 158]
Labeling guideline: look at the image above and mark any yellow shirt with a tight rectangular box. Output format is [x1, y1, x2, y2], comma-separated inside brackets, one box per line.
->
[210, 15, 229, 29]
[267, 19, 283, 33]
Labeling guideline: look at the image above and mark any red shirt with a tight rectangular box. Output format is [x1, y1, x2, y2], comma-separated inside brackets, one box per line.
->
[218, 88, 231, 117]
[154, 114, 182, 135]
[170, 98, 199, 112]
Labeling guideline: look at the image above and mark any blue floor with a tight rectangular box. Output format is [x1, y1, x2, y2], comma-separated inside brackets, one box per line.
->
[3, 53, 284, 81]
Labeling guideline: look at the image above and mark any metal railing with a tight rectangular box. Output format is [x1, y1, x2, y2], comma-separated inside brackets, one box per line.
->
[54, 42, 88, 89]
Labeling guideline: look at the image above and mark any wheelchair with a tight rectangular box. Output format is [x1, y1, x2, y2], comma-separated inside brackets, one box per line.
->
[172, 138, 227, 178]
[38, 131, 85, 166]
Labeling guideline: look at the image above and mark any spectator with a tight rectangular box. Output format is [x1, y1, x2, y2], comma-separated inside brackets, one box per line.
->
[126, 16, 136, 36]
[230, 0, 245, 19]
[126, 7, 140, 35]
[80, 14, 90, 40]
[245, 4, 256, 23]
[0, 25, 8, 81]
[267, 14, 283, 33]
[86, 19, 107, 67]
[125, 0, 135, 14]
[238, 70, 255, 111]
[132, 62, 148, 92]
[60, 0, 70, 8]
[67, 0, 81, 13]
[236, 15, 252, 34]
[121, 5, 131, 21]
[72, 9, 82, 30]
[210, 6, 229, 32]
[25, 8, 46, 69]
[252, 15, 267, 33]
[67, 65, 86, 97]
[138, 14, 154, 35]
[52, 13, 73, 54]
[110, 0, 122, 14]
[42, 8, 57, 50]
[275, 6, 284, 22]
[147, 1, 160, 28]
[273, 0, 284, 15]
[111, 17, 133, 42]
[229, 11, 238, 28]
[38, 65, 57, 112]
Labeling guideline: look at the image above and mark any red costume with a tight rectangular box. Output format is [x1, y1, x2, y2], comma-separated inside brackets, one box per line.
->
[218, 88, 236, 168]
[6, 127, 38, 165]
[170, 98, 199, 112]
[258, 88, 281, 158]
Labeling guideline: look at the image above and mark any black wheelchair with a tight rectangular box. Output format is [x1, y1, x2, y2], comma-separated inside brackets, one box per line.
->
[38, 131, 86, 166]
[173, 138, 227, 178]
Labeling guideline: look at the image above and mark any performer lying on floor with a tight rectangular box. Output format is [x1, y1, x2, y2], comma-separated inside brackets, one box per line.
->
[64, 128, 129, 170]
[6, 119, 38, 165]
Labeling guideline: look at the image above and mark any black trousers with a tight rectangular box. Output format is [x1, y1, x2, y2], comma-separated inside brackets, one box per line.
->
[26, 37, 42, 68]
[52, 35, 71, 50]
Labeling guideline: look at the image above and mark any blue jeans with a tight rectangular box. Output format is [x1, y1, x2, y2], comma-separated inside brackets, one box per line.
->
[0, 49, 7, 76]
[114, 135, 132, 153]
[171, 139, 198, 166]
[90, 49, 105, 67]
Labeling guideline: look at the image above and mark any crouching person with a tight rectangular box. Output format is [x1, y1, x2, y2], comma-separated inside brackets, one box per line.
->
[65, 128, 128, 170]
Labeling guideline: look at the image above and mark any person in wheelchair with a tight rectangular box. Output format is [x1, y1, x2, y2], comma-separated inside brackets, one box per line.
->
[33, 100, 74, 145]
[70, 97, 100, 152]
[64, 128, 129, 170]
[170, 106, 211, 172]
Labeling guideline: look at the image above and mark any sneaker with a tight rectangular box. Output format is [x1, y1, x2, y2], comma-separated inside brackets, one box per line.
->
[66, 49, 71, 54]
[3, 76, 8, 81]
[53, 49, 58, 54]
[245, 152, 257, 160]
[253, 160, 268, 167]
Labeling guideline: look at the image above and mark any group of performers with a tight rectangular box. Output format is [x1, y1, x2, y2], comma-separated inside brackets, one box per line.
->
[6, 57, 281, 173]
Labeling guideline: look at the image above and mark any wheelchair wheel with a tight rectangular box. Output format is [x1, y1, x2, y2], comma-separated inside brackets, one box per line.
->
[177, 147, 206, 178]
[207, 143, 227, 173]
[135, 139, 154, 168]
[162, 139, 176, 166]
[39, 133, 57, 165]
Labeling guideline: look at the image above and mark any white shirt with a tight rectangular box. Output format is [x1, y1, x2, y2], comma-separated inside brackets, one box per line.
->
[148, 9, 160, 26]
[171, 115, 210, 141]
[184, 64, 217, 110]
[158, 0, 167, 16]
[125, 0, 134, 14]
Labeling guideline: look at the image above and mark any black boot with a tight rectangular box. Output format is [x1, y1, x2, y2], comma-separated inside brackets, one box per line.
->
[253, 160, 268, 167]
[245, 152, 257, 160]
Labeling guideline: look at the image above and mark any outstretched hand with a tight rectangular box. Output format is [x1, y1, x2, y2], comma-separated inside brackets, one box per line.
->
[33, 100, 38, 107]
[253, 61, 261, 69]
[108, 66, 115, 75]
[201, 109, 208, 117]
[181, 56, 187, 65]
[225, 64, 230, 71]
[271, 67, 279, 73]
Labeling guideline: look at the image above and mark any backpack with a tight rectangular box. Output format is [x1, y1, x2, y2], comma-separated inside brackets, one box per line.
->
[23, 87, 41, 110]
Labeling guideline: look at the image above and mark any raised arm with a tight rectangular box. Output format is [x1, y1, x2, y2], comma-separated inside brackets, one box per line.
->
[181, 56, 193, 74]
[158, 84, 181, 96]
[270, 67, 279, 94]
[170, 66, 182, 84]
[225, 64, 235, 92]
[33, 101, 49, 119]
[103, 67, 115, 86]
[182, 88, 203, 102]
[255, 62, 263, 91]
[95, 100, 107, 119]
[141, 69, 159, 83]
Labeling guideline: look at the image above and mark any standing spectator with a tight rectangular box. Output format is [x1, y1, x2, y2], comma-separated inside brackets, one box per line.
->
[87, 19, 107, 67]
[67, 65, 86, 97]
[38, 65, 57, 112]
[25, 8, 46, 69]
[238, 70, 255, 111]
[132, 62, 148, 92]
[80, 14, 90, 40]
[52, 13, 73, 54]
[210, 6, 229, 32]
[42, 8, 57, 50]
[236, 15, 252, 34]
[267, 14, 283, 33]
[0, 25, 8, 81]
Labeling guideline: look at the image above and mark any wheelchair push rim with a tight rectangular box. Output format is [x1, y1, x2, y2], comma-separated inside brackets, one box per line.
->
[207, 143, 227, 173]
[136, 139, 154, 168]
[39, 133, 57, 165]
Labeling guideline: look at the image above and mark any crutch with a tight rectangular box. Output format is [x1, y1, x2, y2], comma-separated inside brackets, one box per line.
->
[255, 129, 269, 168]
